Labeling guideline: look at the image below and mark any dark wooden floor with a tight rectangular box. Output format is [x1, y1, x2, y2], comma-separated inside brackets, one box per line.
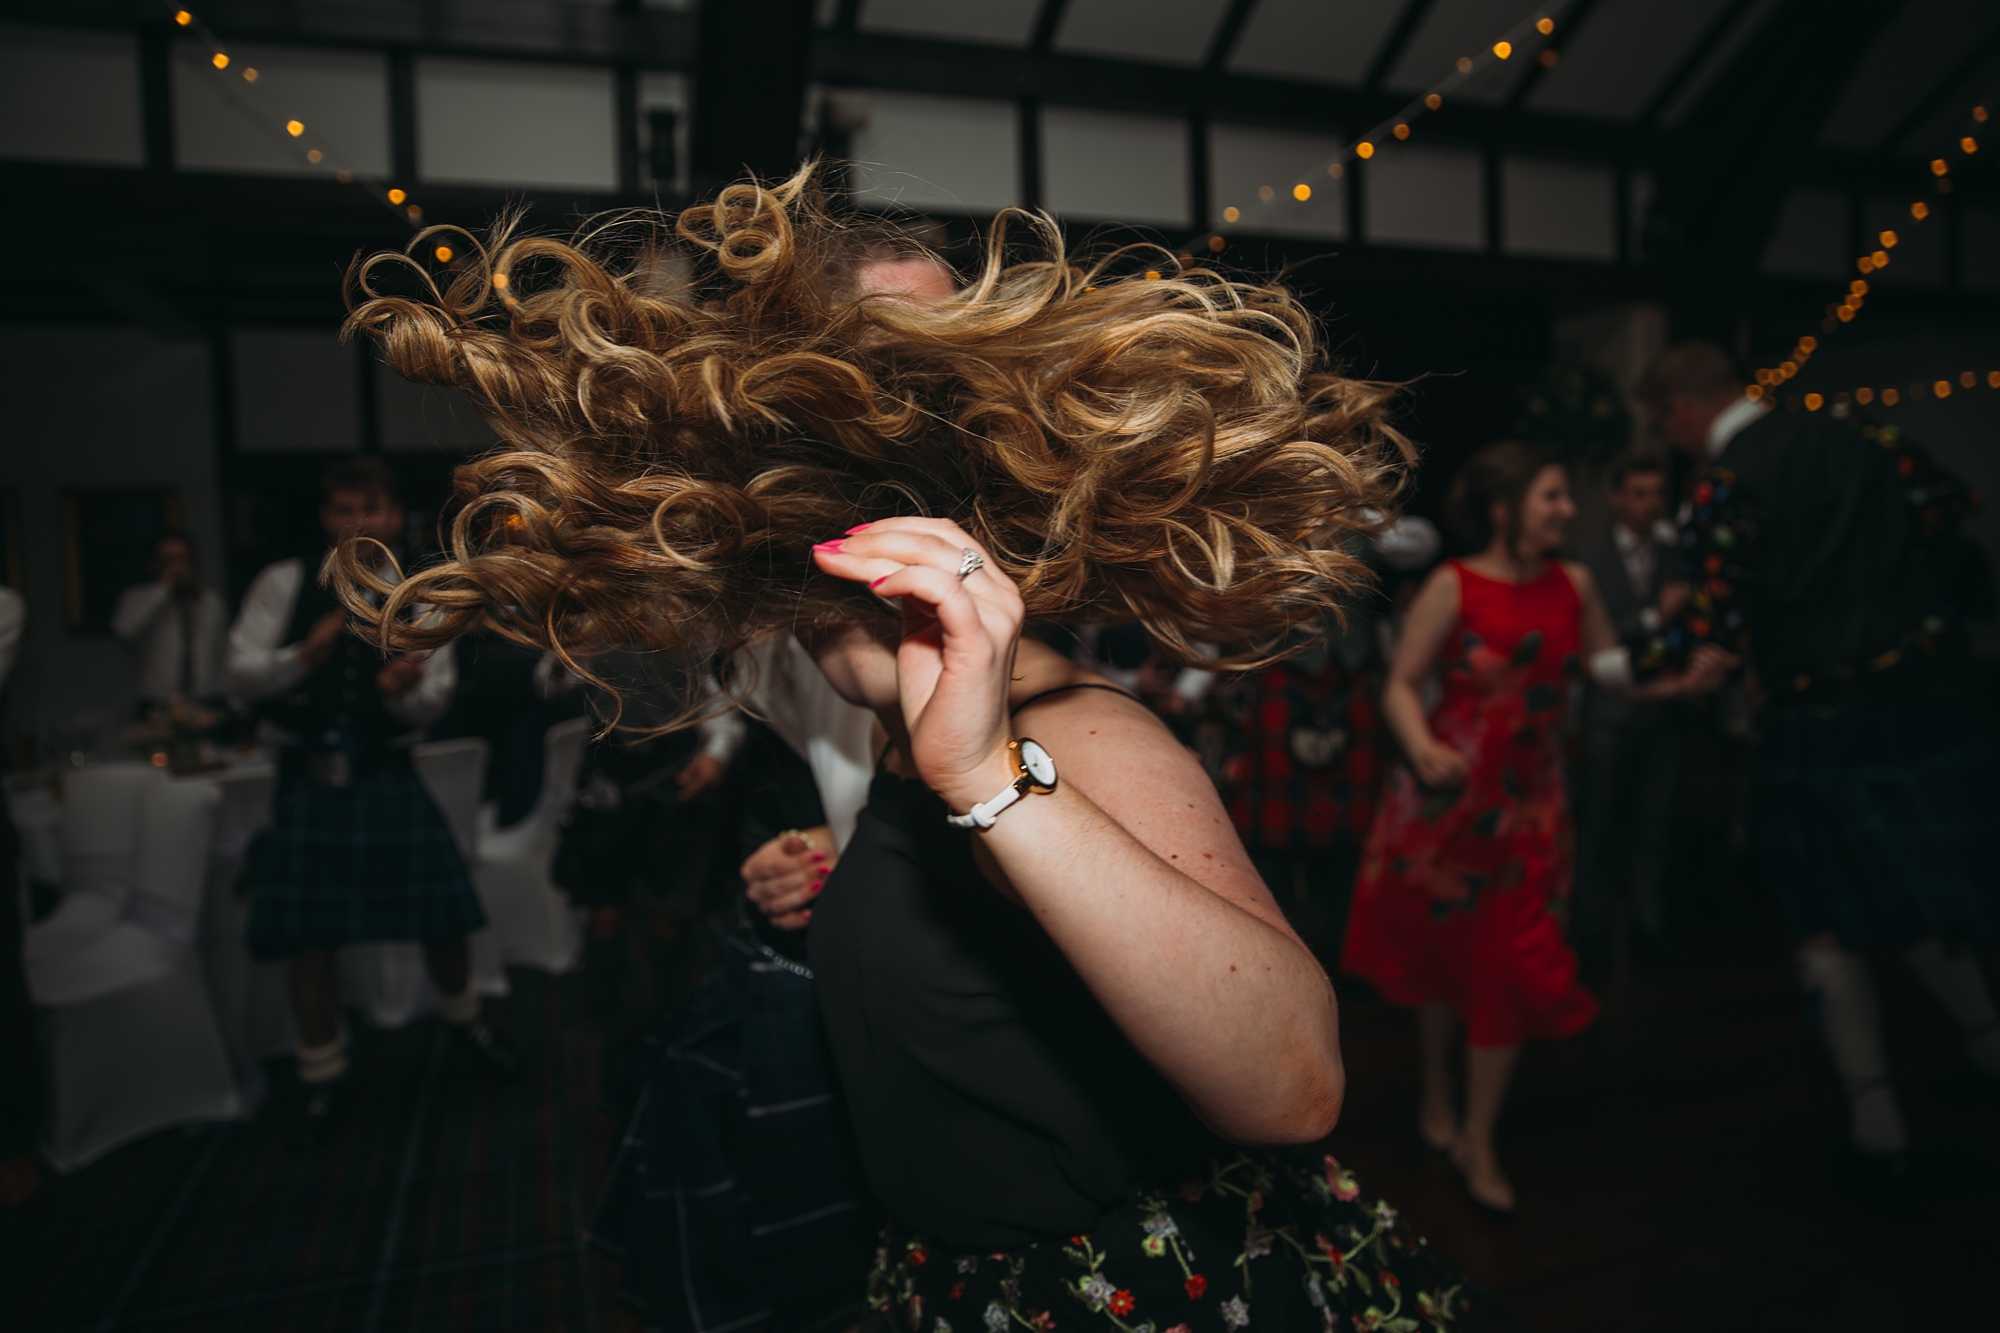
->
[1324, 945, 2000, 1331]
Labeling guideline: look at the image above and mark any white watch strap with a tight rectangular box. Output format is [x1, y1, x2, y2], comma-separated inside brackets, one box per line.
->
[946, 781, 1023, 830]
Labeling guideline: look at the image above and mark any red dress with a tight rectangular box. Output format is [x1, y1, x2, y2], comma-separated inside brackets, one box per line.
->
[1340, 561, 1599, 1048]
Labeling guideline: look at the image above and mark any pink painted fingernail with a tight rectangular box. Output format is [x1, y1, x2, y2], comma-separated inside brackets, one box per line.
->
[812, 540, 845, 553]
[800, 909, 813, 923]
[846, 523, 872, 534]
[810, 852, 827, 863]
[870, 575, 890, 589]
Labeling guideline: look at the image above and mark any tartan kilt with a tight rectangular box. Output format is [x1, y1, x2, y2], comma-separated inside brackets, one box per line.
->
[1756, 699, 2000, 951]
[243, 770, 485, 960]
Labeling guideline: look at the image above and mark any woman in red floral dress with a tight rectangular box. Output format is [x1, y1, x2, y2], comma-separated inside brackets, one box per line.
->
[1342, 442, 1732, 1213]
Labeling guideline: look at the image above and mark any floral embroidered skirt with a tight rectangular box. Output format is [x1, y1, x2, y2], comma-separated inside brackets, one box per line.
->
[868, 1151, 1509, 1333]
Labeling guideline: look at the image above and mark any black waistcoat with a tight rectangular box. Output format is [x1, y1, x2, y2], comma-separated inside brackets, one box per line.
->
[260, 562, 407, 762]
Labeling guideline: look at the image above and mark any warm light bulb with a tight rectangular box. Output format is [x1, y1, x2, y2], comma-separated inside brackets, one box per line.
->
[1293, 183, 1311, 201]
[1871, 249, 1888, 267]
[1935, 380, 1952, 398]
[1494, 40, 1512, 59]
[1932, 158, 1949, 175]
[1257, 185, 1275, 202]
[211, 52, 228, 69]
[1393, 123, 1410, 140]
[1977, 106, 1990, 122]
[1800, 336, 1818, 351]
[336, 169, 353, 183]
[493, 273, 509, 288]
[1837, 307, 1856, 322]
[1536, 17, 1555, 34]
[174, 10, 192, 25]
[1858, 256, 1874, 273]
[406, 204, 422, 221]
[1326, 162, 1344, 179]
[1223, 205, 1240, 222]
[435, 245, 454, 263]
[1850, 279, 1868, 294]
[1964, 137, 1980, 154]
[1990, 370, 2000, 389]
[1745, 384, 1764, 401]
[1804, 393, 1823, 411]
[1456, 56, 1473, 73]
[306, 148, 323, 163]
[1144, 270, 1161, 280]
[1882, 388, 1899, 405]
[1208, 235, 1225, 252]
[1356, 141, 1375, 159]
[1857, 387, 1874, 404]
[1879, 229, 1897, 247]
[1780, 361, 1797, 376]
[1538, 48, 1558, 67]
[1961, 371, 1976, 389]
[1425, 93, 1442, 110]
[387, 188, 406, 204]
[243, 68, 257, 82]
[286, 119, 304, 137]
[1912, 201, 1929, 220]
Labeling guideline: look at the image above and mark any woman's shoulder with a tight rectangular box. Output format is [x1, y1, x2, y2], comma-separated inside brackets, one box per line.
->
[1554, 559, 1594, 602]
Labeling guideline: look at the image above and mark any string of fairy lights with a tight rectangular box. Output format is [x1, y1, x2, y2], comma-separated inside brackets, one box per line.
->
[164, 3, 442, 251]
[1748, 102, 1989, 413]
[1189, 2, 1577, 254]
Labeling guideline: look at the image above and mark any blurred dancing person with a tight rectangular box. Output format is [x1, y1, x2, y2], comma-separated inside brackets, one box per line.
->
[1644, 340, 2000, 1194]
[0, 582, 37, 1205]
[1573, 452, 1690, 968]
[1342, 442, 1732, 1213]
[335, 170, 1506, 1329]
[230, 457, 512, 1148]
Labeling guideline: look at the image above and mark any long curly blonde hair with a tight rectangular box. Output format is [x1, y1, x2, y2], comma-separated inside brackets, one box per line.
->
[332, 165, 1412, 709]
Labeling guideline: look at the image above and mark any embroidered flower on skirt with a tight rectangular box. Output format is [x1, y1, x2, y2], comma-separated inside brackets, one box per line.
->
[867, 1150, 1498, 1333]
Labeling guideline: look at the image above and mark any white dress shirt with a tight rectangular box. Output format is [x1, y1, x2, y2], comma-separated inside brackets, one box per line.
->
[1612, 525, 1664, 634]
[1706, 395, 1770, 459]
[734, 635, 878, 852]
[111, 581, 230, 702]
[227, 557, 454, 731]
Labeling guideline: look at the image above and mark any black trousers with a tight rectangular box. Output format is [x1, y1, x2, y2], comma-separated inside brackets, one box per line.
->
[1575, 699, 1683, 963]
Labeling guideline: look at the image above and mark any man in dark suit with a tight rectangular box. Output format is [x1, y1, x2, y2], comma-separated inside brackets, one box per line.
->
[1642, 341, 2000, 1192]
[1574, 453, 1688, 970]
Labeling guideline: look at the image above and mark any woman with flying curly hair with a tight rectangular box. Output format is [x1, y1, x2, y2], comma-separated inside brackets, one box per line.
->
[335, 167, 1505, 1332]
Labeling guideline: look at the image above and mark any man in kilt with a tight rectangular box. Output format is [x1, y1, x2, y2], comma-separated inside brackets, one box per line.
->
[1643, 341, 2000, 1195]
[229, 457, 515, 1147]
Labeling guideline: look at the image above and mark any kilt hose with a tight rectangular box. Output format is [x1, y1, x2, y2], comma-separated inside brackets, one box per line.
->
[1756, 698, 2000, 952]
[243, 770, 485, 960]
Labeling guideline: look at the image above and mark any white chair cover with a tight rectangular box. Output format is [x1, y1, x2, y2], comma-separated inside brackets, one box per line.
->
[472, 718, 589, 973]
[340, 738, 506, 1028]
[31, 778, 242, 1172]
[196, 763, 292, 1105]
[57, 762, 167, 907]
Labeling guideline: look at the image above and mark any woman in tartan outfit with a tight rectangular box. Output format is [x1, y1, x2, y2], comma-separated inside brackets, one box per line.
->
[332, 169, 1509, 1330]
[231, 457, 514, 1147]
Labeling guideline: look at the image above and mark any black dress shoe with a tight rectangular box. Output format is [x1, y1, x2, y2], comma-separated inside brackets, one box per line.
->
[453, 1018, 520, 1079]
[292, 1077, 346, 1149]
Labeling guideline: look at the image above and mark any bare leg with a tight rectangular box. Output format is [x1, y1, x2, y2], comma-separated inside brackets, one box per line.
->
[421, 937, 471, 1001]
[287, 949, 342, 1049]
[1451, 1044, 1521, 1212]
[1417, 1004, 1459, 1150]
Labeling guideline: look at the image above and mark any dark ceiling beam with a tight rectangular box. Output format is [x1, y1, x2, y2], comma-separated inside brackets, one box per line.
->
[835, 0, 864, 32]
[1654, 0, 1908, 341]
[1362, 0, 1439, 92]
[1879, 26, 2000, 152]
[1504, 0, 1607, 113]
[1029, 0, 1071, 53]
[0, 0, 698, 70]
[1203, 0, 1260, 72]
[1637, 0, 1760, 128]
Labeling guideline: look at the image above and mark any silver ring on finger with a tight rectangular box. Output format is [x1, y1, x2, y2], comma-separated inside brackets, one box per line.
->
[956, 548, 985, 581]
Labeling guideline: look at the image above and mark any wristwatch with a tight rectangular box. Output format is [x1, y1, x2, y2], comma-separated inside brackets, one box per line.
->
[946, 738, 1058, 829]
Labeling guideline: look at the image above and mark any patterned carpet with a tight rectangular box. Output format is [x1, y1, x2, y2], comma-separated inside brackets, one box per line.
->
[1, 971, 613, 1332]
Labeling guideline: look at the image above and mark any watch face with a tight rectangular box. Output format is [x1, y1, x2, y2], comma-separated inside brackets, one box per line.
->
[1017, 738, 1057, 789]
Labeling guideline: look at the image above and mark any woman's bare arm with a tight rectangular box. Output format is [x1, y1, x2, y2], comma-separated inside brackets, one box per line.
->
[1380, 563, 1469, 789]
[979, 688, 1345, 1146]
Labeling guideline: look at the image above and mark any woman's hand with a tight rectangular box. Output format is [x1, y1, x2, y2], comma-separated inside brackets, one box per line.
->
[742, 827, 833, 930]
[810, 518, 1025, 810]
[1409, 737, 1471, 790]
[1671, 643, 1740, 696]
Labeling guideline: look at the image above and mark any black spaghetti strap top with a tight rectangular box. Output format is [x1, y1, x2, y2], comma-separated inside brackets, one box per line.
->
[809, 683, 1219, 1251]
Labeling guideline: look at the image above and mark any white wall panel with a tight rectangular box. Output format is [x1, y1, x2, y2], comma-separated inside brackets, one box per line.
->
[1502, 157, 1616, 262]
[1363, 146, 1483, 251]
[0, 25, 143, 167]
[859, 0, 1039, 46]
[173, 42, 390, 177]
[234, 330, 360, 454]
[1759, 188, 1848, 280]
[1208, 125, 1346, 239]
[846, 90, 1019, 214]
[1042, 107, 1187, 228]
[1055, 0, 1233, 67]
[417, 58, 617, 191]
[1227, 0, 1407, 86]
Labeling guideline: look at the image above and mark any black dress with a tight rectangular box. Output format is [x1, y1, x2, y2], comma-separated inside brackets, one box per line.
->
[811, 715, 1497, 1333]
